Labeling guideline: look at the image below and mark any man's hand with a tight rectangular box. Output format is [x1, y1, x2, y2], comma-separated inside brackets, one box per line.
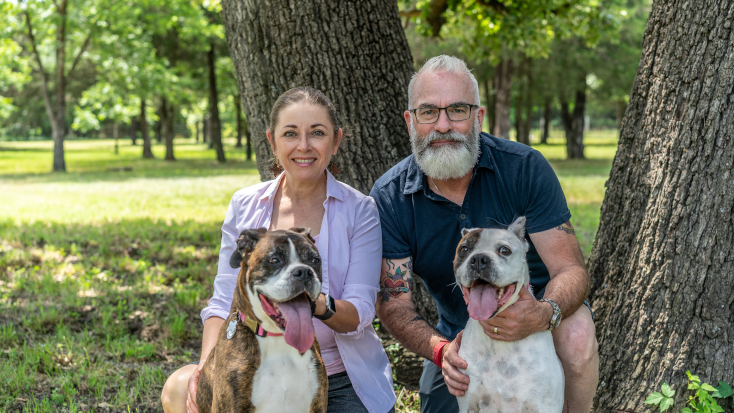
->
[441, 331, 470, 397]
[186, 361, 204, 413]
[478, 287, 552, 341]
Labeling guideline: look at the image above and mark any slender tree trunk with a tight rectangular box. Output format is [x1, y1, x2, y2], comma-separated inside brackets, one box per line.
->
[244, 117, 252, 161]
[131, 116, 138, 145]
[514, 58, 531, 146]
[221, 0, 414, 192]
[484, 75, 495, 134]
[202, 116, 209, 144]
[567, 89, 585, 159]
[141, 99, 154, 159]
[542, 100, 551, 144]
[493, 58, 514, 140]
[113, 121, 119, 155]
[235, 95, 243, 148]
[163, 98, 175, 161]
[208, 42, 226, 163]
[154, 101, 163, 144]
[560, 95, 573, 148]
[195, 120, 200, 143]
[588, 1, 734, 412]
[523, 60, 533, 145]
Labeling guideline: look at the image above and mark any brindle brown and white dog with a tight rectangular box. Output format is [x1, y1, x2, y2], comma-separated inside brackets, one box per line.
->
[196, 228, 328, 413]
[453, 217, 564, 413]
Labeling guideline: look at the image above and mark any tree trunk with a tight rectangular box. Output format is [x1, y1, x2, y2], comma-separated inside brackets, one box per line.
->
[220, 0, 414, 193]
[523, 61, 533, 145]
[616, 99, 627, 130]
[154, 101, 163, 144]
[203, 116, 209, 144]
[131, 116, 138, 145]
[208, 42, 226, 163]
[567, 89, 585, 159]
[235, 95, 243, 148]
[587, 1, 734, 412]
[492, 58, 514, 140]
[484, 76, 495, 134]
[514, 58, 531, 146]
[141, 99, 154, 159]
[163, 98, 175, 161]
[195, 120, 200, 143]
[244, 117, 252, 161]
[542, 99, 550, 144]
[113, 121, 119, 155]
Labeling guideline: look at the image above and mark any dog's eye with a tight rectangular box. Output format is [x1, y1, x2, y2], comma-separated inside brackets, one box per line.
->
[459, 246, 469, 255]
[268, 257, 280, 264]
[498, 246, 512, 256]
[311, 257, 320, 265]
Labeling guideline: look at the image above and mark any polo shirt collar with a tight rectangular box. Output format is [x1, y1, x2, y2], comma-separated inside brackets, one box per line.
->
[403, 137, 493, 195]
[258, 170, 344, 203]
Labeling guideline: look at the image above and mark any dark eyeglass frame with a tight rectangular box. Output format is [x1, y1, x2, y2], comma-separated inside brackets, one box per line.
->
[409, 104, 479, 124]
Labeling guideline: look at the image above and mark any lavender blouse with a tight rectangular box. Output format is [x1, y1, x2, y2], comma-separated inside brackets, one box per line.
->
[201, 171, 396, 413]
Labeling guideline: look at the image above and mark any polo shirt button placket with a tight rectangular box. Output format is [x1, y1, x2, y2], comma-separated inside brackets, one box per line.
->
[460, 214, 466, 220]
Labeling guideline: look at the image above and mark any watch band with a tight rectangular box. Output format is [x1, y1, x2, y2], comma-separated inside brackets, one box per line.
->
[314, 294, 336, 320]
[539, 298, 562, 330]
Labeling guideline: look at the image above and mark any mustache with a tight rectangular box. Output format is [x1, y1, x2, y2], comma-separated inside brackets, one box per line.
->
[422, 131, 468, 145]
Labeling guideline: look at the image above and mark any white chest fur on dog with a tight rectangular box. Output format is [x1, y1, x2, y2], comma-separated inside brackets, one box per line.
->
[458, 320, 564, 413]
[251, 335, 320, 413]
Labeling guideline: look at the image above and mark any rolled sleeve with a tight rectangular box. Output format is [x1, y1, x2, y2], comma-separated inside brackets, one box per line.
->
[200, 196, 240, 324]
[520, 150, 572, 233]
[370, 186, 411, 259]
[337, 197, 382, 338]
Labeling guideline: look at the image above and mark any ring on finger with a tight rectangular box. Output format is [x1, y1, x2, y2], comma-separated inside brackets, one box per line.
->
[493, 327, 498, 334]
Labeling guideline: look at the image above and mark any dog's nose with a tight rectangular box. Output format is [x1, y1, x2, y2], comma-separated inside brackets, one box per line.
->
[291, 267, 311, 280]
[469, 254, 490, 270]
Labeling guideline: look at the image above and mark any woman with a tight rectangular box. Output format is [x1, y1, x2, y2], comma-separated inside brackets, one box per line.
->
[161, 87, 396, 413]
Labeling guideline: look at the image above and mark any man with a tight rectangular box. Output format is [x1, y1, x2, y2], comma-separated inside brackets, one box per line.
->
[370, 55, 599, 413]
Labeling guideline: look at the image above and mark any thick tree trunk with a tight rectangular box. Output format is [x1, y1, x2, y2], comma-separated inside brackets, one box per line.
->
[208, 42, 226, 163]
[141, 99, 154, 159]
[542, 99, 550, 144]
[235, 95, 243, 148]
[221, 0, 414, 193]
[567, 89, 585, 159]
[616, 99, 627, 131]
[587, 1, 734, 412]
[163, 98, 175, 161]
[492, 58, 514, 140]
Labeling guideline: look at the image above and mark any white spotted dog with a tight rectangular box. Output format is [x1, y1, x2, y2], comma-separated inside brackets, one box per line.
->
[453, 217, 564, 413]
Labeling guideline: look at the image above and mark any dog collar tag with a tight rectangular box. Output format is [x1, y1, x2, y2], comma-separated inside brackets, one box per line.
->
[226, 319, 237, 340]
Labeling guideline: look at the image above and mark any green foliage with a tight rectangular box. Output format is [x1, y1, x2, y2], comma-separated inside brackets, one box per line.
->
[644, 372, 734, 413]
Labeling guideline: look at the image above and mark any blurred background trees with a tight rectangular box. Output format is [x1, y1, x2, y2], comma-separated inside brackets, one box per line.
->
[1, 0, 649, 171]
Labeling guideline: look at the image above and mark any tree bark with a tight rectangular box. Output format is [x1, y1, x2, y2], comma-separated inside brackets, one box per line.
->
[163, 98, 175, 161]
[154, 101, 163, 144]
[567, 89, 585, 159]
[195, 120, 200, 143]
[208, 42, 226, 163]
[587, 1, 734, 411]
[542, 99, 551, 144]
[523, 60, 533, 145]
[141, 99, 154, 159]
[514, 58, 531, 146]
[493, 58, 514, 140]
[244, 116, 252, 161]
[220, 0, 414, 193]
[235, 95, 243, 148]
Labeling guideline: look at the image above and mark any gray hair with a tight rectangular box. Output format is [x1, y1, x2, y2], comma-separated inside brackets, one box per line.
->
[408, 55, 480, 108]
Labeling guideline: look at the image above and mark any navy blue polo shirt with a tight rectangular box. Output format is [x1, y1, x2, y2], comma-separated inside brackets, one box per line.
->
[369, 132, 571, 341]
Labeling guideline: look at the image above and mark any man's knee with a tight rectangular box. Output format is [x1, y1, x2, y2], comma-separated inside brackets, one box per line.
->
[553, 306, 598, 375]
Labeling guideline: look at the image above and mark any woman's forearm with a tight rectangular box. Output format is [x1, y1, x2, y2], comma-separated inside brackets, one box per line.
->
[317, 298, 360, 334]
[200, 317, 225, 362]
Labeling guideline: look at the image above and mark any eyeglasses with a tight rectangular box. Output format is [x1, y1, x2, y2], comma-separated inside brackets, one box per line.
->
[409, 104, 479, 124]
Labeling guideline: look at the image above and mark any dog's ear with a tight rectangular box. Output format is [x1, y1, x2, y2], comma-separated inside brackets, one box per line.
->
[507, 217, 529, 250]
[289, 227, 315, 244]
[461, 228, 480, 237]
[229, 228, 267, 268]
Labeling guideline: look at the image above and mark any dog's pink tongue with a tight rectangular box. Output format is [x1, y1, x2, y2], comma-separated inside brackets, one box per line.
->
[468, 283, 498, 320]
[278, 294, 315, 354]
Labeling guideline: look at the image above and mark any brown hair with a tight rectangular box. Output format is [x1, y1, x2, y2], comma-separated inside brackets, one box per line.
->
[268, 87, 343, 176]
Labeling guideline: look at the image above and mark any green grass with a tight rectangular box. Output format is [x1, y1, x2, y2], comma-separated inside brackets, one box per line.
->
[0, 132, 617, 412]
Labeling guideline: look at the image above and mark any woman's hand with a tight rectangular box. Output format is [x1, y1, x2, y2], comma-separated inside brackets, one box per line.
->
[314, 293, 327, 316]
[186, 360, 205, 413]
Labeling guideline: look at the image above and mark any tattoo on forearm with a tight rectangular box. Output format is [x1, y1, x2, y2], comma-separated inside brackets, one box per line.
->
[379, 258, 413, 302]
[555, 221, 576, 235]
[408, 315, 427, 325]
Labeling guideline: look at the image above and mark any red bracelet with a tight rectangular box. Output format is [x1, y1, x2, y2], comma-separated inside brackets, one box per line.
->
[432, 340, 450, 367]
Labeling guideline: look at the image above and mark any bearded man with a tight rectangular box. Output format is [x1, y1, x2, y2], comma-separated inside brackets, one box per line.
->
[369, 55, 599, 413]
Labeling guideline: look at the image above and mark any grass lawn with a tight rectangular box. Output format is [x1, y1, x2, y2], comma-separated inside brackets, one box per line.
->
[0, 132, 616, 412]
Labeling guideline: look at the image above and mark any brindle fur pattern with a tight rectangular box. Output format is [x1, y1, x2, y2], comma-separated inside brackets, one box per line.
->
[197, 228, 328, 413]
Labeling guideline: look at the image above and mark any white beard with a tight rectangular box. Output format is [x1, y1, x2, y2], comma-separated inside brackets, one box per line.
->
[410, 119, 480, 180]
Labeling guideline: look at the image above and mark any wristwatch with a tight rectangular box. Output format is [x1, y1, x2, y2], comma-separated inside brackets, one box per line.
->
[539, 298, 562, 330]
[314, 294, 336, 320]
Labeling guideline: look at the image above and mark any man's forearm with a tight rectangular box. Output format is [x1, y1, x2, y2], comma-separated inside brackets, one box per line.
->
[543, 264, 589, 317]
[377, 300, 447, 359]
